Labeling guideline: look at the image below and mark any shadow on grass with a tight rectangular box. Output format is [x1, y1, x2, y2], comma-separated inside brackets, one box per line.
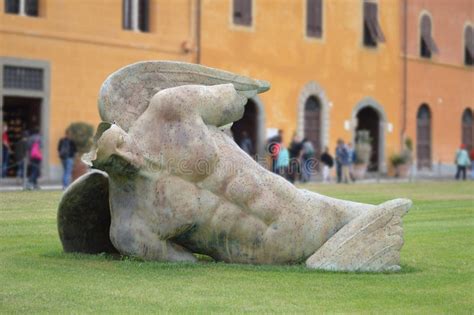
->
[41, 250, 421, 275]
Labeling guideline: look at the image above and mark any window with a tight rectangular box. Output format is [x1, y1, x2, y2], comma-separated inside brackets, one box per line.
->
[416, 104, 432, 169]
[464, 25, 474, 66]
[122, 0, 149, 32]
[462, 108, 473, 152]
[3, 66, 44, 91]
[306, 0, 323, 38]
[4, 0, 39, 17]
[233, 0, 252, 26]
[363, 1, 385, 47]
[420, 14, 438, 58]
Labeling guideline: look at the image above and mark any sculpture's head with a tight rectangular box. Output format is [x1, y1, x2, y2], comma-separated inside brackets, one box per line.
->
[83, 122, 145, 176]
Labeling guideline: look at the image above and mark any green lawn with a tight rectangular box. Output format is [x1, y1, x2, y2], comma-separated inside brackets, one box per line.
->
[0, 182, 473, 313]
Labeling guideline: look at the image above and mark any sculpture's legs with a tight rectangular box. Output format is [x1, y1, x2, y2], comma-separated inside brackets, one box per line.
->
[305, 198, 411, 272]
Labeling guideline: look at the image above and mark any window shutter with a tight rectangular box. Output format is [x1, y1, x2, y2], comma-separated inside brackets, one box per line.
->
[465, 26, 474, 60]
[25, 0, 38, 16]
[307, 0, 322, 38]
[306, 0, 316, 36]
[233, 0, 242, 23]
[421, 16, 430, 38]
[314, 0, 322, 37]
[421, 15, 438, 55]
[5, 0, 20, 14]
[241, 0, 252, 26]
[364, 2, 378, 45]
[138, 0, 150, 32]
[370, 3, 385, 42]
[122, 0, 132, 30]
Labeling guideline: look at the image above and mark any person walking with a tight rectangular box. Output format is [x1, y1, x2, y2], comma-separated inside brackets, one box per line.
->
[335, 139, 350, 183]
[14, 131, 29, 180]
[58, 129, 77, 189]
[300, 138, 315, 183]
[27, 129, 42, 190]
[2, 122, 11, 177]
[267, 129, 283, 173]
[320, 146, 334, 183]
[454, 144, 471, 180]
[288, 134, 303, 183]
[276, 144, 290, 179]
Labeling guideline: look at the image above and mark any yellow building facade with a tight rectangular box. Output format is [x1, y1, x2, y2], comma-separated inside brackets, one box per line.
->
[2, 0, 470, 180]
[1, 0, 200, 178]
[201, 0, 402, 172]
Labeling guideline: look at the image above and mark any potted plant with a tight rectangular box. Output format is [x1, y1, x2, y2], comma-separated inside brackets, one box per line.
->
[353, 130, 372, 179]
[390, 138, 413, 178]
[67, 122, 94, 181]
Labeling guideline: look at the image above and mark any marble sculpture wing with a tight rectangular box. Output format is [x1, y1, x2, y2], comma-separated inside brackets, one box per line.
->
[98, 60, 270, 131]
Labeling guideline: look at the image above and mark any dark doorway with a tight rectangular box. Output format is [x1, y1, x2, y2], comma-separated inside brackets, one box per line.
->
[462, 108, 473, 152]
[416, 104, 432, 169]
[2, 96, 42, 177]
[232, 99, 258, 157]
[304, 96, 322, 157]
[356, 107, 380, 171]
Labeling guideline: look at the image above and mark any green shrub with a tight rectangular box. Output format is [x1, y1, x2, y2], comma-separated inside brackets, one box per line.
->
[67, 122, 94, 153]
[390, 153, 406, 167]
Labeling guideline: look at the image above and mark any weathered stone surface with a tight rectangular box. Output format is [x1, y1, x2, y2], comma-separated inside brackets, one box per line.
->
[58, 61, 411, 271]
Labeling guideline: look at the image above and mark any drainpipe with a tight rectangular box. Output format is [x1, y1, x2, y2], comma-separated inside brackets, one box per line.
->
[401, 0, 408, 149]
[195, 0, 201, 64]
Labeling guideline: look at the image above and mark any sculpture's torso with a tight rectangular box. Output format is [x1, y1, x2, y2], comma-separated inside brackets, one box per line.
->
[107, 126, 345, 264]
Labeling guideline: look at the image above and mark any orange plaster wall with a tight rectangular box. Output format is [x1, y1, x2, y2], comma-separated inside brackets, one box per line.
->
[200, 0, 403, 159]
[404, 0, 474, 165]
[0, 0, 197, 172]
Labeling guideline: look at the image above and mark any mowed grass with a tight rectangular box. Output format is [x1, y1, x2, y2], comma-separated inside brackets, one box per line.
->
[0, 182, 473, 313]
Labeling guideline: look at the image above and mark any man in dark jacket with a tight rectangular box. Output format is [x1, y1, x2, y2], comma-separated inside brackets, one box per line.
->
[288, 135, 303, 183]
[58, 130, 77, 189]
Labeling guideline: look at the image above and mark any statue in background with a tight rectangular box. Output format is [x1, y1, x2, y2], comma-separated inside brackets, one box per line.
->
[58, 61, 411, 272]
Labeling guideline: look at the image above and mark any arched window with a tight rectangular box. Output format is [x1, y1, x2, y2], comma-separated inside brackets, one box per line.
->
[462, 108, 473, 151]
[464, 25, 474, 66]
[420, 14, 438, 58]
[417, 104, 432, 169]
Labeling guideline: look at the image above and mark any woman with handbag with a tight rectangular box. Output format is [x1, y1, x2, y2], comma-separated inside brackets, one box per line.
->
[27, 128, 42, 190]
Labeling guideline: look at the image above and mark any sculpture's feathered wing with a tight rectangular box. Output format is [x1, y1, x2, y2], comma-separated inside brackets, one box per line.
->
[98, 61, 270, 131]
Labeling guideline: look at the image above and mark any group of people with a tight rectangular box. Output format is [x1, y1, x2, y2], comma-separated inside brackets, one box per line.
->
[239, 130, 357, 184]
[2, 123, 43, 189]
[2, 124, 77, 189]
[265, 130, 329, 183]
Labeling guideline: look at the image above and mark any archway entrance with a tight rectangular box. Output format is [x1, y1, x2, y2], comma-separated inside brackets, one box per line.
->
[304, 96, 322, 157]
[416, 104, 432, 169]
[462, 108, 473, 152]
[2, 96, 42, 177]
[231, 99, 259, 157]
[356, 107, 380, 171]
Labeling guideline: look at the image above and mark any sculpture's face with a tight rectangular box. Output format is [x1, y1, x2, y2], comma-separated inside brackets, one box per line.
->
[85, 124, 145, 174]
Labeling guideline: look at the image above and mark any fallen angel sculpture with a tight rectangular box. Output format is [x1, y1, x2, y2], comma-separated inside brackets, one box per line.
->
[58, 61, 411, 272]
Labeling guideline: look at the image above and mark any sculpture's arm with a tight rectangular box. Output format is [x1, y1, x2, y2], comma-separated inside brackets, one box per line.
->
[150, 84, 255, 127]
[110, 218, 197, 262]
